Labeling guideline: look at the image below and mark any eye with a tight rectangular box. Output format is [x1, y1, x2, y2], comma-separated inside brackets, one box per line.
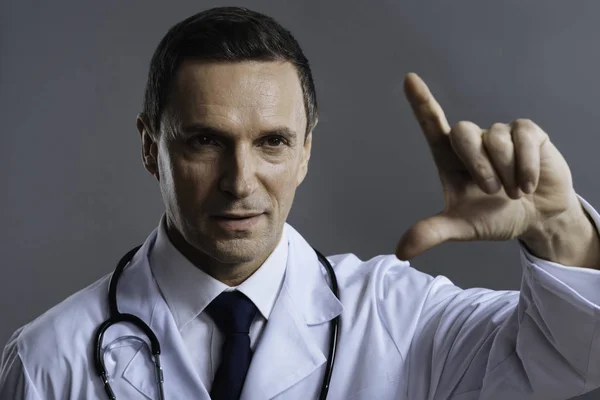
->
[189, 135, 219, 147]
[263, 136, 288, 147]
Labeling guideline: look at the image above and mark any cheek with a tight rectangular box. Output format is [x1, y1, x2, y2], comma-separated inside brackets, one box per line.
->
[264, 161, 301, 205]
[166, 157, 217, 202]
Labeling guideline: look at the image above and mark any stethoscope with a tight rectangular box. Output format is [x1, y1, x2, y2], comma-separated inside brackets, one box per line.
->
[93, 245, 340, 400]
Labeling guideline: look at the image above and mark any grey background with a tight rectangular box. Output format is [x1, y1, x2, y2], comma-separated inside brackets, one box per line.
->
[1, 1, 598, 398]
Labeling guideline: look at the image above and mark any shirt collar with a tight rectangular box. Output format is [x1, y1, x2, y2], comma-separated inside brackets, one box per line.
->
[149, 214, 288, 330]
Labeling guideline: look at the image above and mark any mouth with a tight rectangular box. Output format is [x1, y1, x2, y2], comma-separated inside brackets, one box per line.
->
[213, 212, 264, 220]
[211, 212, 265, 231]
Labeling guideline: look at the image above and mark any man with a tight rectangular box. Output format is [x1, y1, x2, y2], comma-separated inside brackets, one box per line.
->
[1, 6, 600, 400]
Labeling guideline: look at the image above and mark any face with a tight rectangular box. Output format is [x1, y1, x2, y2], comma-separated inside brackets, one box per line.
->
[137, 60, 312, 268]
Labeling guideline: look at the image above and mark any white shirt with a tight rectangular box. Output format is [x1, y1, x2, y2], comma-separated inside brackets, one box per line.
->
[148, 215, 288, 390]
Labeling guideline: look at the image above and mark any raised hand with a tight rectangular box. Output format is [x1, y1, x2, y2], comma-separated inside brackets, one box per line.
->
[395, 73, 579, 260]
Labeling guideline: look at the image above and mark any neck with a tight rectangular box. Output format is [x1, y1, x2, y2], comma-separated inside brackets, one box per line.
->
[164, 218, 278, 286]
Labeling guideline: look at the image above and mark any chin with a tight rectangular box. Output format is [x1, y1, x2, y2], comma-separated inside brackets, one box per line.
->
[197, 236, 268, 264]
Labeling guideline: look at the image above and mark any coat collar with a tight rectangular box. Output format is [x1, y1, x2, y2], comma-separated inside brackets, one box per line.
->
[150, 214, 289, 330]
[112, 223, 343, 399]
[112, 228, 210, 399]
[240, 223, 344, 399]
[281, 223, 343, 325]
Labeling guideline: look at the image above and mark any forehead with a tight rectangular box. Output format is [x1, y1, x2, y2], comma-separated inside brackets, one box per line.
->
[168, 60, 306, 133]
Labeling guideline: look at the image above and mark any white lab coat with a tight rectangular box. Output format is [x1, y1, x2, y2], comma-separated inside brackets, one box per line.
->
[2, 199, 600, 399]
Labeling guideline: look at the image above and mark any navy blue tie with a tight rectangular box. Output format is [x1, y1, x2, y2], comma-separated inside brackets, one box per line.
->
[206, 291, 258, 400]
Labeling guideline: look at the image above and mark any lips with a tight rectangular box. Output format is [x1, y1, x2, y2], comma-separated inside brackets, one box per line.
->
[213, 213, 263, 219]
[211, 212, 264, 231]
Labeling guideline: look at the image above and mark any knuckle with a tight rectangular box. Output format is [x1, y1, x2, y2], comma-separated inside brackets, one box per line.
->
[513, 118, 536, 130]
[452, 120, 476, 135]
[490, 122, 507, 131]
[512, 119, 549, 145]
[485, 131, 512, 149]
[511, 128, 530, 144]
[450, 121, 478, 147]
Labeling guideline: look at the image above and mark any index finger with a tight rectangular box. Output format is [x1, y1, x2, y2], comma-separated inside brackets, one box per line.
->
[404, 73, 452, 145]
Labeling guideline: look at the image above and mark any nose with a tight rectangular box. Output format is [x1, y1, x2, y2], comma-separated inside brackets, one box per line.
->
[218, 145, 259, 199]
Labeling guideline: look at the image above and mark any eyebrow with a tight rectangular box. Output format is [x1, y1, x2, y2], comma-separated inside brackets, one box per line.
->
[179, 123, 298, 141]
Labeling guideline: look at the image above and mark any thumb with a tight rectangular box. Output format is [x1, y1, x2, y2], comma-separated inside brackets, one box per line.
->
[395, 213, 475, 260]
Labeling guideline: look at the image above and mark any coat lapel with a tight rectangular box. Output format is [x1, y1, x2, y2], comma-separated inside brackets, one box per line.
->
[110, 229, 210, 399]
[104, 223, 342, 400]
[241, 224, 344, 399]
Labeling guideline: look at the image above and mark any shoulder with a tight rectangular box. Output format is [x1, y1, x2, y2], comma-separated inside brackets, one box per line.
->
[324, 253, 454, 357]
[326, 252, 442, 297]
[325, 252, 452, 329]
[325, 253, 475, 333]
[9, 274, 112, 374]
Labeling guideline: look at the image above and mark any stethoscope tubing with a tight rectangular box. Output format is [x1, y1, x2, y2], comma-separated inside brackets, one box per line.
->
[93, 245, 339, 400]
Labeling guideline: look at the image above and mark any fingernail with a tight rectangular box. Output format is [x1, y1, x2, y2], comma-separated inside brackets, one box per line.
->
[485, 178, 501, 193]
[523, 182, 535, 194]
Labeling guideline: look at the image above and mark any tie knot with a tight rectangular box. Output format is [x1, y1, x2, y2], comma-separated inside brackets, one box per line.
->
[206, 291, 257, 335]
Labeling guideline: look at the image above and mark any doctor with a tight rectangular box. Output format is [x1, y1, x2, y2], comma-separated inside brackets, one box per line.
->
[2, 6, 600, 400]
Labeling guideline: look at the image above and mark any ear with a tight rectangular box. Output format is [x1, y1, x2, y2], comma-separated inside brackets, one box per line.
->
[296, 130, 313, 186]
[136, 113, 160, 180]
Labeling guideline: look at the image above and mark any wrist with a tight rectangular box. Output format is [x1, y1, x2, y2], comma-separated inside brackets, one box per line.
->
[520, 196, 600, 269]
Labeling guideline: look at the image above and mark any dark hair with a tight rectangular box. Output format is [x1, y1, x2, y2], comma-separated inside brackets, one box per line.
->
[142, 6, 318, 140]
